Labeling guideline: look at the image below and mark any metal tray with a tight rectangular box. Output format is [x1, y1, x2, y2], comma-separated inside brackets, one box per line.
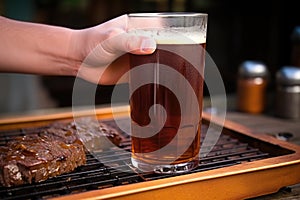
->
[1, 105, 300, 200]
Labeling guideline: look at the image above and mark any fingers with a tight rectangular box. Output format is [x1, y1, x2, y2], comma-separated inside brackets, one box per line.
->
[101, 29, 156, 56]
[128, 36, 157, 54]
[94, 15, 157, 56]
[83, 29, 156, 67]
[78, 14, 158, 85]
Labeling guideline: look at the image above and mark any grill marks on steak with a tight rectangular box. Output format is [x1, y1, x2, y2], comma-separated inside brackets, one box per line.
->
[0, 125, 86, 187]
[0, 118, 122, 187]
[73, 117, 122, 152]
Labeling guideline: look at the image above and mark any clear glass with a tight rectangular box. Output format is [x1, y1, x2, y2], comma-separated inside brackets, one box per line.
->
[128, 12, 208, 173]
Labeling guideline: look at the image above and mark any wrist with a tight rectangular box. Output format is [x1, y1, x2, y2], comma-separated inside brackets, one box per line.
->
[65, 28, 91, 77]
[44, 27, 81, 77]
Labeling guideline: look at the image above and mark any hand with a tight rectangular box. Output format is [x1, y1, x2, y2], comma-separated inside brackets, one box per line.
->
[68, 15, 156, 85]
[0, 15, 155, 85]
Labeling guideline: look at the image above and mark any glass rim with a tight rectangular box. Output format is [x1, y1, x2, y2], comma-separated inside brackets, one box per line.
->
[128, 12, 207, 18]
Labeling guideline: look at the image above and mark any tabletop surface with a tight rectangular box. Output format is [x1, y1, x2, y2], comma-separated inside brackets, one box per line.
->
[225, 111, 300, 200]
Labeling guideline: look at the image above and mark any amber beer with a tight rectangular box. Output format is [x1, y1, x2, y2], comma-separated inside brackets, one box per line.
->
[128, 13, 207, 173]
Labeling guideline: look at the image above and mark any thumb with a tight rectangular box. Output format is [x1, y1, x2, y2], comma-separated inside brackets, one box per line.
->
[101, 30, 156, 56]
[126, 35, 157, 55]
[84, 30, 156, 68]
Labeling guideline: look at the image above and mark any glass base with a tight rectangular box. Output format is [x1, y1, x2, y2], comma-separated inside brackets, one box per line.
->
[131, 157, 199, 174]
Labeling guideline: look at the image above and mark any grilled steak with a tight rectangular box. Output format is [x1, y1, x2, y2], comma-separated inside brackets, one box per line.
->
[72, 117, 122, 152]
[0, 118, 122, 187]
[0, 124, 85, 187]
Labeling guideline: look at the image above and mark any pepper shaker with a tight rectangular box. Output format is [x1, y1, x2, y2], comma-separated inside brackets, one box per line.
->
[237, 61, 269, 114]
[276, 66, 300, 119]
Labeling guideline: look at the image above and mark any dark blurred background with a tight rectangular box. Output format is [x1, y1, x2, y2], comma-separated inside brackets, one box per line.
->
[0, 0, 300, 114]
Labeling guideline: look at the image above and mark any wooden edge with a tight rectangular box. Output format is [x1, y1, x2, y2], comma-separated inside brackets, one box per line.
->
[2, 105, 300, 200]
[0, 105, 130, 129]
[202, 112, 300, 152]
[52, 155, 300, 200]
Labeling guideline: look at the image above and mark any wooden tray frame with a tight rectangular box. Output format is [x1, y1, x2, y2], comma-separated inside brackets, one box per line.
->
[1, 105, 300, 200]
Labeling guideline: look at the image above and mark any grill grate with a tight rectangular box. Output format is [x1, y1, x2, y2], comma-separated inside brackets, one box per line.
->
[0, 119, 275, 200]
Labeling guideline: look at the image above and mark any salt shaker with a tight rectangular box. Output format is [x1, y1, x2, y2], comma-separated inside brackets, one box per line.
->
[275, 66, 300, 119]
[237, 61, 269, 114]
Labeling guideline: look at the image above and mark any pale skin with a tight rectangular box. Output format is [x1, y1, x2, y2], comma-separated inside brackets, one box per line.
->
[0, 15, 156, 85]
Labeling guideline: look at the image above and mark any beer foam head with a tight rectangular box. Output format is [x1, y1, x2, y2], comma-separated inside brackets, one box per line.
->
[128, 29, 206, 44]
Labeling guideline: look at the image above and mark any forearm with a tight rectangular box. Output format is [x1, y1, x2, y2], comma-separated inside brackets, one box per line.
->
[0, 15, 156, 85]
[0, 16, 78, 76]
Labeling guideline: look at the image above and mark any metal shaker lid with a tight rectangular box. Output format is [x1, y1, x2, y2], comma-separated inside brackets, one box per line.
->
[238, 61, 269, 78]
[276, 66, 300, 86]
[291, 27, 300, 43]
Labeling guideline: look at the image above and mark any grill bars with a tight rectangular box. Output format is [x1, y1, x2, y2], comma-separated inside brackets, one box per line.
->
[0, 120, 272, 200]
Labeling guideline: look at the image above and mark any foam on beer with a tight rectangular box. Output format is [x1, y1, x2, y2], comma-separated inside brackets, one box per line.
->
[128, 29, 206, 44]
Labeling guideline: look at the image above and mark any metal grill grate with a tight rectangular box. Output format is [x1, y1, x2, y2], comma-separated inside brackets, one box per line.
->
[0, 119, 277, 200]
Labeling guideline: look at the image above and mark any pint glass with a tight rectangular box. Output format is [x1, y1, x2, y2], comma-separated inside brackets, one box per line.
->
[128, 13, 207, 173]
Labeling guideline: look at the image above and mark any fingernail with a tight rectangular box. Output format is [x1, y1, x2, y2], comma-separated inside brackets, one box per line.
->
[140, 38, 156, 53]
